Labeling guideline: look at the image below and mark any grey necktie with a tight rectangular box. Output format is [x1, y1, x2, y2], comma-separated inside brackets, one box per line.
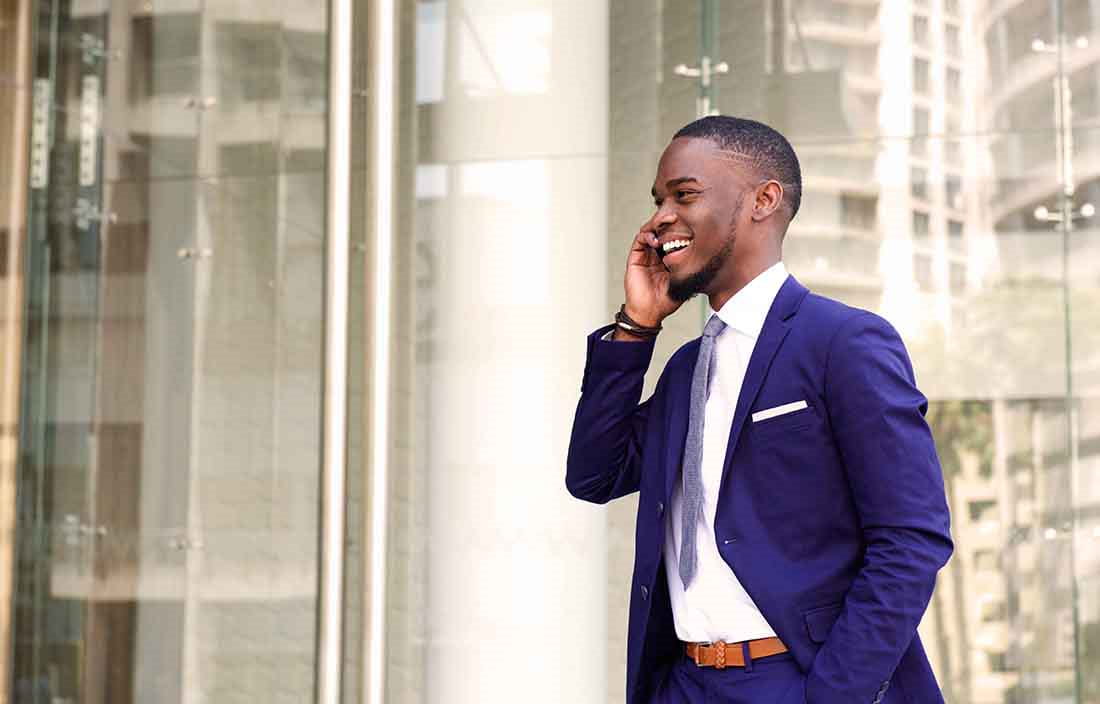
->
[679, 314, 727, 590]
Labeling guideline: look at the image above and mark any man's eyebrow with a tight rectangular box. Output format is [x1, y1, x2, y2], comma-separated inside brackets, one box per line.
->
[651, 177, 701, 199]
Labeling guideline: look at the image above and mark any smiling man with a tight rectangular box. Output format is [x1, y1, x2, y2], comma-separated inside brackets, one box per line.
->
[566, 116, 954, 704]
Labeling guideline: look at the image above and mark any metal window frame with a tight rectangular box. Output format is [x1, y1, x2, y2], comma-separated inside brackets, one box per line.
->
[316, 0, 353, 701]
[317, 0, 396, 702]
[362, 1, 397, 703]
[0, 1, 33, 701]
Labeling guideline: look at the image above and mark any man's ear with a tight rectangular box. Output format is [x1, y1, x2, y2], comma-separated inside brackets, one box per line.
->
[751, 180, 784, 221]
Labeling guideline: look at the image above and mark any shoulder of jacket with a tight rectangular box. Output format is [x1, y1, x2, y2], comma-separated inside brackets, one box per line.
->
[801, 293, 899, 334]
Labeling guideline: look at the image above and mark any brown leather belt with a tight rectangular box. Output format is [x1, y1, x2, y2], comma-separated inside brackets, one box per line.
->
[684, 636, 788, 669]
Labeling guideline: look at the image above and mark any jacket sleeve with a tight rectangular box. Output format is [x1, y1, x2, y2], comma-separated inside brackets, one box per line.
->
[806, 312, 954, 703]
[565, 324, 659, 504]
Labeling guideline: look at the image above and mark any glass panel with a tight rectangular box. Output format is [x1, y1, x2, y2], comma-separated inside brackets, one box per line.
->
[11, 1, 328, 703]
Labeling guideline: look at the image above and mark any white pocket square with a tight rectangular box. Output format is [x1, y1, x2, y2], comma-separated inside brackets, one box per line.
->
[751, 400, 808, 423]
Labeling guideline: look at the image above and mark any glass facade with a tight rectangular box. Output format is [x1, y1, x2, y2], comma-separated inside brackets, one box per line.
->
[1, 0, 1099, 703]
[2, 0, 329, 701]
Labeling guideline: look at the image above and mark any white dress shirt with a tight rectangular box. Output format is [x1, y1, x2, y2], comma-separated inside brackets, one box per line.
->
[663, 261, 789, 643]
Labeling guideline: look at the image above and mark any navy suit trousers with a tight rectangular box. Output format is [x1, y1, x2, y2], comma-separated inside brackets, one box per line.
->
[651, 652, 805, 704]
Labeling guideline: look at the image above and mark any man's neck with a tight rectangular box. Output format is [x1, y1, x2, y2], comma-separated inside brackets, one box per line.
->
[706, 258, 783, 312]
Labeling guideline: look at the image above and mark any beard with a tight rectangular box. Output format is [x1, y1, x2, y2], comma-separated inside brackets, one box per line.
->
[667, 231, 735, 303]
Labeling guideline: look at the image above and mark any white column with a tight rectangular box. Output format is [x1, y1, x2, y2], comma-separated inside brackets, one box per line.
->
[875, 0, 919, 336]
[423, 1, 609, 702]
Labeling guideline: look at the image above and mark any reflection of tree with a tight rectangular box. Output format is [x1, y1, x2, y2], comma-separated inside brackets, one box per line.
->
[928, 401, 992, 478]
[910, 283, 1060, 401]
[926, 399, 994, 704]
[1084, 621, 1100, 702]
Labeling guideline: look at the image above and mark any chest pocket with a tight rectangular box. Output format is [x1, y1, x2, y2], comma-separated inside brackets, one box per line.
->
[750, 402, 817, 437]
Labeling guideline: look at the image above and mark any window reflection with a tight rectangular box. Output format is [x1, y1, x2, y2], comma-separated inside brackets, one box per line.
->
[9, 1, 328, 702]
[458, 5, 551, 97]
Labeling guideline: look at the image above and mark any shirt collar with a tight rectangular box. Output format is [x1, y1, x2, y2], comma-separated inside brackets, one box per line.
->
[707, 261, 789, 339]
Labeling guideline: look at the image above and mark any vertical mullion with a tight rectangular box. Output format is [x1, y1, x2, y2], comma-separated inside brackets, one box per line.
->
[364, 0, 396, 702]
[0, 0, 34, 699]
[317, 0, 352, 701]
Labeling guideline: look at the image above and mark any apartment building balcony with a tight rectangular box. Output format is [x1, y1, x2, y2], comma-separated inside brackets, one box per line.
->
[784, 224, 883, 291]
[799, 144, 878, 190]
[987, 34, 1100, 117]
[844, 70, 882, 97]
[980, 0, 1043, 36]
[990, 127, 1100, 224]
[797, 20, 881, 47]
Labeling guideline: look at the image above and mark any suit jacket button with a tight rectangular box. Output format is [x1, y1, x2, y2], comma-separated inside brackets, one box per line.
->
[656, 501, 664, 516]
[640, 585, 649, 600]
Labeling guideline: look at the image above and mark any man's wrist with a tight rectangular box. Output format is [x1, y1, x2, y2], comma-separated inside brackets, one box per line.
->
[613, 305, 663, 342]
[622, 304, 663, 329]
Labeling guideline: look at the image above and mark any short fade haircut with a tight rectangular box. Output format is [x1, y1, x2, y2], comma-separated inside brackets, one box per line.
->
[673, 115, 802, 220]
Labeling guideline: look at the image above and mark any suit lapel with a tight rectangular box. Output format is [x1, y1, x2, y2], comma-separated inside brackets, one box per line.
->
[720, 276, 808, 480]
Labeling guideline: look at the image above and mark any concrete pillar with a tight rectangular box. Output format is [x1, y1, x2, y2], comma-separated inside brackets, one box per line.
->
[420, 1, 609, 702]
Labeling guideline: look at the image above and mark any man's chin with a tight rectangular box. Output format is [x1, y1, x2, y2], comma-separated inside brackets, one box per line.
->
[667, 275, 701, 303]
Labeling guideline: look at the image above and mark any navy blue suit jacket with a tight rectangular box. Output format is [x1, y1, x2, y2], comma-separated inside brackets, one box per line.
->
[566, 276, 953, 704]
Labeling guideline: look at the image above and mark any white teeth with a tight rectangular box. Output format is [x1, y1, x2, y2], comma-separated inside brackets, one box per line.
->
[662, 239, 690, 253]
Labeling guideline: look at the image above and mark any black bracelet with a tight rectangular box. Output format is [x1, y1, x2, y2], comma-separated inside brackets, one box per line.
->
[614, 304, 662, 338]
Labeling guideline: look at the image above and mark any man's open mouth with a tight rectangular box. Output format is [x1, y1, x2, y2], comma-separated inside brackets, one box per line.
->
[657, 238, 692, 261]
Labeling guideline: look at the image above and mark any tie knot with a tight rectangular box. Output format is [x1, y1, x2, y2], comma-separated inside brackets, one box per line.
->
[702, 314, 726, 339]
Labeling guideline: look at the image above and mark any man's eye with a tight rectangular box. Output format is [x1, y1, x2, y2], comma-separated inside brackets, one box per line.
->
[677, 191, 695, 199]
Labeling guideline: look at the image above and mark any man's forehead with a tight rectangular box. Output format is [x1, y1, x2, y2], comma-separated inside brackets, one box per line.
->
[663, 137, 757, 165]
[652, 140, 757, 192]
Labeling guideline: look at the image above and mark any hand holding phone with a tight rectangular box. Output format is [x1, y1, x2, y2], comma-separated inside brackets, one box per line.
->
[619, 227, 685, 333]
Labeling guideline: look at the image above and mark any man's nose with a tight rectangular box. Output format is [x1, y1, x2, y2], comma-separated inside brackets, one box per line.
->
[651, 206, 677, 232]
